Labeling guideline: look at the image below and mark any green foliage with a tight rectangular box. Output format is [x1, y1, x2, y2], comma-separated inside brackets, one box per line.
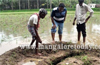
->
[0, 0, 100, 10]
[92, 8, 100, 11]
[82, 56, 91, 65]
[82, 56, 88, 61]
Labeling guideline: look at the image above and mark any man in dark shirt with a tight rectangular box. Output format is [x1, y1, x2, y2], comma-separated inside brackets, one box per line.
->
[51, 3, 67, 43]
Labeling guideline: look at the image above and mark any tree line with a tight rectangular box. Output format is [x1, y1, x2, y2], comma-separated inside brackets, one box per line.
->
[0, 0, 100, 10]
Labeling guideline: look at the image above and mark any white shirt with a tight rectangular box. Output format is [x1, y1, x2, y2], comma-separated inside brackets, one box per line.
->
[28, 15, 38, 26]
[75, 3, 94, 24]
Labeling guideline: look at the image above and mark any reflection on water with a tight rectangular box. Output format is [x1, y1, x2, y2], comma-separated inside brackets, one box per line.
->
[23, 62, 36, 65]
[0, 21, 100, 55]
[92, 24, 100, 34]
[18, 57, 43, 65]
[40, 22, 100, 46]
[22, 58, 42, 65]
[0, 31, 7, 43]
[0, 31, 22, 55]
[0, 31, 18, 43]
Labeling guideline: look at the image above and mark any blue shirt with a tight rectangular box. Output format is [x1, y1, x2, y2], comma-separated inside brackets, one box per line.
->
[51, 7, 67, 23]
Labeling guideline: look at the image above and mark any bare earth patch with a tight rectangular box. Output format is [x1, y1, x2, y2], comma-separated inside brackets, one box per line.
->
[0, 42, 100, 65]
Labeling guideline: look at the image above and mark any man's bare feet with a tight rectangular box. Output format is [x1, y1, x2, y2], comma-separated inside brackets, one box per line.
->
[60, 41, 62, 43]
[30, 45, 32, 49]
[52, 41, 55, 44]
[83, 42, 85, 46]
[77, 41, 81, 45]
[36, 53, 42, 56]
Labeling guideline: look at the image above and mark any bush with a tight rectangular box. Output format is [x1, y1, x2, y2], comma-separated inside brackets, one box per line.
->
[92, 8, 100, 11]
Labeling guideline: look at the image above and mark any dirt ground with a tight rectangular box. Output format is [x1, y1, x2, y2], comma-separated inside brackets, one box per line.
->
[0, 42, 100, 65]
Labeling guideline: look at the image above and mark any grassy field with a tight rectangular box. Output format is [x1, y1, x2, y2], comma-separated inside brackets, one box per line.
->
[0, 10, 100, 39]
[0, 11, 51, 38]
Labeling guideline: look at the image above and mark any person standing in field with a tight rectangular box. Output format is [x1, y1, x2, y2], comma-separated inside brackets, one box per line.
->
[27, 8, 47, 55]
[73, 0, 94, 45]
[51, 3, 67, 43]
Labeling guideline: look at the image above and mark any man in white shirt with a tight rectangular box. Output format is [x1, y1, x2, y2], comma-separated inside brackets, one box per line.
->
[28, 8, 47, 55]
[73, 0, 94, 45]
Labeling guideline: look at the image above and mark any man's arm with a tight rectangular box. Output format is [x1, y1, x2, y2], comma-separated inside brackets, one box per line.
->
[51, 9, 56, 29]
[85, 5, 94, 23]
[32, 15, 42, 43]
[64, 11, 67, 22]
[51, 17, 56, 29]
[73, 4, 77, 25]
[73, 17, 76, 25]
[51, 17, 55, 25]
[85, 12, 93, 23]
[34, 25, 42, 43]
[85, 16, 90, 23]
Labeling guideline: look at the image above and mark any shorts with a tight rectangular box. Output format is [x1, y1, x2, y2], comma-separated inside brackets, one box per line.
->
[77, 23, 86, 37]
[28, 25, 36, 39]
[51, 21, 64, 35]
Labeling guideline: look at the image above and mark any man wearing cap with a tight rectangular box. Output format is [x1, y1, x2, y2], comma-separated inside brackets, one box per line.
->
[51, 3, 67, 43]
[27, 8, 47, 55]
[73, 0, 94, 45]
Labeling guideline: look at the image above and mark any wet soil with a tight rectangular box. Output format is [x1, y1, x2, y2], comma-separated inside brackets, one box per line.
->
[0, 42, 100, 65]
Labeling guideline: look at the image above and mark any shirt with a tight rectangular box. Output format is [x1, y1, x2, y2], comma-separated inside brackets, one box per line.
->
[28, 13, 40, 28]
[75, 3, 94, 24]
[51, 7, 67, 23]
[28, 15, 38, 26]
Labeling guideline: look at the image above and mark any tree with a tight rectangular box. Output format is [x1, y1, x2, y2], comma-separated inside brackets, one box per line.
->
[50, 0, 52, 13]
[28, 0, 30, 9]
[0, 0, 100, 10]
[11, 0, 13, 10]
[37, 0, 39, 9]
[18, 0, 21, 10]
[46, 0, 49, 9]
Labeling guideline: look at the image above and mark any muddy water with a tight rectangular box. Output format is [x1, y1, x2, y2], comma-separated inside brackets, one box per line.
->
[41, 21, 100, 46]
[19, 58, 43, 65]
[0, 17, 100, 55]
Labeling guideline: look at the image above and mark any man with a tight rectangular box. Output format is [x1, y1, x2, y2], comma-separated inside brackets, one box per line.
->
[27, 8, 47, 55]
[73, 0, 94, 45]
[51, 3, 67, 43]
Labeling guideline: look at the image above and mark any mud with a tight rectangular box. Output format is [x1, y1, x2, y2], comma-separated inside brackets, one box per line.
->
[0, 42, 100, 65]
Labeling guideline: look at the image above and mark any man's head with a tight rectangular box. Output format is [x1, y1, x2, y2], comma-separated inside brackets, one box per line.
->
[58, 3, 65, 12]
[78, 0, 84, 6]
[39, 8, 47, 19]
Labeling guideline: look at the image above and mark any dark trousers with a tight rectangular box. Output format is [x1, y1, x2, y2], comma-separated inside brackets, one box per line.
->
[77, 23, 86, 37]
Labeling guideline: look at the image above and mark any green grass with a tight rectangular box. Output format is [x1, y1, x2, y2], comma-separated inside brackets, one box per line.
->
[82, 56, 91, 65]
[0, 11, 52, 38]
[0, 9, 51, 12]
[0, 8, 100, 12]
[1, 9, 39, 12]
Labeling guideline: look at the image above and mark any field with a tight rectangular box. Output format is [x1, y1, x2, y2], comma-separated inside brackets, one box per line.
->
[0, 10, 100, 65]
[0, 10, 100, 39]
